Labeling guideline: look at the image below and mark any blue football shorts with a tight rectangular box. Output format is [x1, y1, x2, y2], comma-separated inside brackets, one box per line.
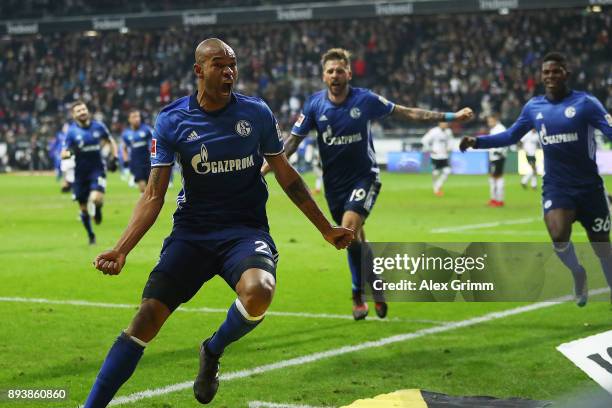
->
[142, 227, 278, 311]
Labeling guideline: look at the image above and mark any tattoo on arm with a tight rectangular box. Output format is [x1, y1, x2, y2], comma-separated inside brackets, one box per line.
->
[285, 178, 311, 206]
[284, 134, 304, 158]
[395, 106, 445, 122]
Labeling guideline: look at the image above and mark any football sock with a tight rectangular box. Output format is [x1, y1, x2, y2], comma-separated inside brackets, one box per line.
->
[436, 167, 450, 190]
[531, 176, 537, 188]
[489, 177, 496, 200]
[554, 242, 586, 291]
[206, 299, 264, 356]
[83, 332, 146, 408]
[80, 210, 94, 238]
[495, 178, 505, 201]
[347, 241, 363, 295]
[598, 253, 612, 290]
[95, 203, 103, 218]
[521, 173, 529, 185]
[362, 242, 384, 302]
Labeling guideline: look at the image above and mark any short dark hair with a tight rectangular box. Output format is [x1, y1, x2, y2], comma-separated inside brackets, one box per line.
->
[321, 48, 351, 68]
[542, 52, 568, 70]
[70, 100, 86, 111]
[128, 108, 141, 115]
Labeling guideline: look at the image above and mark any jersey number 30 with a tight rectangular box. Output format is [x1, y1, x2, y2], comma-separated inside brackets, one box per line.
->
[592, 216, 611, 233]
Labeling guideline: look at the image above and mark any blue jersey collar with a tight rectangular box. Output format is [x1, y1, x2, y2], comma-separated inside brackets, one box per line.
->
[189, 92, 236, 116]
[326, 86, 353, 106]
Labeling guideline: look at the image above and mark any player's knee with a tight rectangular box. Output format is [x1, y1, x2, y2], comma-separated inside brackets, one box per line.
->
[126, 299, 170, 340]
[442, 167, 451, 175]
[239, 274, 275, 316]
[549, 230, 570, 243]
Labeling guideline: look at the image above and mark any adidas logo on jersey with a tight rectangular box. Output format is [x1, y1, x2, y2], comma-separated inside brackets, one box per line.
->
[187, 131, 200, 141]
[536, 112, 543, 120]
[319, 114, 328, 121]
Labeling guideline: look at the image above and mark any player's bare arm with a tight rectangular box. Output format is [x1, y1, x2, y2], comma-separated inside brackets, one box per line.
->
[261, 133, 303, 176]
[93, 166, 171, 275]
[393, 106, 473, 123]
[265, 153, 353, 249]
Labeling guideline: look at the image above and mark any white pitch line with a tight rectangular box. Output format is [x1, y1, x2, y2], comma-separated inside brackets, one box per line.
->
[249, 401, 333, 408]
[107, 287, 610, 406]
[0, 296, 447, 325]
[430, 217, 539, 233]
[438, 230, 587, 237]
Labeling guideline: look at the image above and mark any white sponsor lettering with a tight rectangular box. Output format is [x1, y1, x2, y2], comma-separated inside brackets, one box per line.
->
[276, 8, 313, 21]
[182, 13, 218, 25]
[322, 125, 362, 146]
[7, 23, 39, 35]
[538, 124, 578, 145]
[375, 3, 414, 16]
[479, 0, 518, 10]
[191, 143, 255, 175]
[92, 18, 126, 30]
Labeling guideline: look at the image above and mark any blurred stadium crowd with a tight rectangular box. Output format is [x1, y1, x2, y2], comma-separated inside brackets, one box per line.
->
[0, 6, 610, 170]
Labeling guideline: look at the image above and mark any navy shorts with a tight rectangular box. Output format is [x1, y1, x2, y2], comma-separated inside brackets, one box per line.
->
[130, 164, 151, 183]
[542, 184, 610, 234]
[142, 227, 279, 311]
[326, 176, 382, 225]
[72, 170, 106, 204]
[526, 155, 536, 166]
[489, 159, 505, 177]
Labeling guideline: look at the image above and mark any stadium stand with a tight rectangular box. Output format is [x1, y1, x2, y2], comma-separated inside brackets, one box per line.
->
[0, 6, 610, 169]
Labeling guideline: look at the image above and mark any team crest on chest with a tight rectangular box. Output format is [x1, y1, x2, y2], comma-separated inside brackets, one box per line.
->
[235, 120, 252, 137]
[564, 107, 576, 118]
[350, 107, 361, 119]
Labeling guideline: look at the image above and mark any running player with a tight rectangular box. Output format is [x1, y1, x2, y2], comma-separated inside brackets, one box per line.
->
[262, 48, 473, 319]
[121, 109, 153, 193]
[61, 102, 118, 244]
[460, 52, 612, 307]
[421, 122, 453, 196]
[486, 114, 507, 207]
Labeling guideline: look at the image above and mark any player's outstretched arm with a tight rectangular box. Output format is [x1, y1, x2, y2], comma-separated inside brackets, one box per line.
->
[93, 166, 171, 275]
[261, 133, 304, 176]
[392, 106, 473, 123]
[265, 153, 354, 249]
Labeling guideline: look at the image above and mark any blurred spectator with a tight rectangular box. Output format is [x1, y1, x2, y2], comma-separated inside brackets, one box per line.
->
[0, 8, 610, 170]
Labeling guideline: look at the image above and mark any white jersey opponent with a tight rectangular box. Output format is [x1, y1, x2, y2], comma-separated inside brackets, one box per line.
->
[489, 123, 507, 161]
[422, 126, 453, 160]
[521, 129, 539, 157]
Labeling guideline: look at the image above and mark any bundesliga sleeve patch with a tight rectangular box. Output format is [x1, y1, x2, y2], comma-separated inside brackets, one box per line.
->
[150, 138, 157, 158]
[294, 113, 305, 128]
[605, 113, 612, 127]
[377, 95, 391, 106]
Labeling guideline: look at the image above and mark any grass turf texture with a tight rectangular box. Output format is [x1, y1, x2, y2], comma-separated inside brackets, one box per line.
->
[0, 172, 610, 407]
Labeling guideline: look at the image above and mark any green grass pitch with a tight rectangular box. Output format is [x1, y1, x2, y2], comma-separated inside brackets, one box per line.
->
[0, 172, 611, 407]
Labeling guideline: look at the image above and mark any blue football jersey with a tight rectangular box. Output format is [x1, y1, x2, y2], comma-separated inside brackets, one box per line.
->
[151, 93, 284, 233]
[475, 90, 612, 188]
[291, 87, 395, 193]
[63, 120, 111, 176]
[122, 124, 153, 166]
